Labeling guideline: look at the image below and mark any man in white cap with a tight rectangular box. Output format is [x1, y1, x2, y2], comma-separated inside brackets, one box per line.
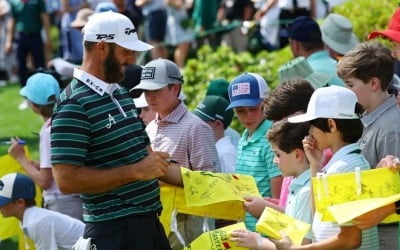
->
[51, 12, 181, 249]
[132, 58, 220, 249]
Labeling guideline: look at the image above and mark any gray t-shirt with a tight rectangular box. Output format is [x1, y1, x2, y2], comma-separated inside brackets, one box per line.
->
[359, 95, 400, 168]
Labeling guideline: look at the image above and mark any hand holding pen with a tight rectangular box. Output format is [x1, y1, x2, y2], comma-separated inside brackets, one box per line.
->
[6, 138, 27, 161]
[0, 139, 26, 145]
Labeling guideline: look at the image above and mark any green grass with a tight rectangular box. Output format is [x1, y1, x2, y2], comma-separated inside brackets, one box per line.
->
[0, 84, 43, 160]
[0, 84, 42, 250]
[0, 237, 18, 250]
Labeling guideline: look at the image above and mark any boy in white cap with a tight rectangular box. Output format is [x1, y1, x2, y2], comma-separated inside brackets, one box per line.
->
[134, 93, 156, 126]
[274, 86, 379, 249]
[352, 8, 400, 240]
[226, 72, 283, 232]
[132, 58, 219, 249]
[0, 173, 84, 250]
[337, 42, 400, 249]
[51, 12, 179, 249]
[8, 72, 83, 220]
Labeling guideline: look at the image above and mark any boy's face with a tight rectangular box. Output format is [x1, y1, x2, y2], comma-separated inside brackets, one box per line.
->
[144, 84, 180, 116]
[139, 106, 156, 126]
[344, 77, 371, 111]
[308, 125, 329, 150]
[271, 144, 296, 177]
[0, 200, 16, 218]
[234, 104, 264, 133]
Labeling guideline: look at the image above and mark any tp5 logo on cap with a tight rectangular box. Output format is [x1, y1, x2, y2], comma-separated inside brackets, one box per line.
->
[95, 33, 115, 40]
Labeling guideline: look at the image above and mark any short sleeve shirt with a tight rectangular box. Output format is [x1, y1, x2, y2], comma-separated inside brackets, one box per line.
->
[286, 169, 312, 239]
[10, 0, 46, 33]
[235, 119, 282, 231]
[360, 95, 400, 168]
[22, 206, 84, 250]
[146, 102, 219, 172]
[51, 78, 160, 222]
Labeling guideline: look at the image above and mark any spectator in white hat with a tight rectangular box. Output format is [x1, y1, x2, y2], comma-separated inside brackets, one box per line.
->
[337, 42, 400, 249]
[274, 86, 379, 249]
[50, 12, 179, 250]
[134, 93, 156, 125]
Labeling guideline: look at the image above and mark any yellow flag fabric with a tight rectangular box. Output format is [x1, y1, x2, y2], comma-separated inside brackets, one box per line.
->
[312, 167, 400, 223]
[328, 194, 400, 225]
[159, 185, 250, 236]
[181, 167, 261, 206]
[159, 168, 261, 235]
[255, 207, 311, 245]
[183, 222, 249, 250]
[0, 148, 41, 250]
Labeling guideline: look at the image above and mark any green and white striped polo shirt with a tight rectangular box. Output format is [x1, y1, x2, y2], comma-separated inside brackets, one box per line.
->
[51, 79, 161, 222]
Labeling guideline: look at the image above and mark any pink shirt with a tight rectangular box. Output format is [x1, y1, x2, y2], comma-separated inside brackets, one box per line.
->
[146, 102, 219, 171]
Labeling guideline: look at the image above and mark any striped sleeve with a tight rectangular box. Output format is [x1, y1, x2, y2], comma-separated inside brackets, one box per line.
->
[51, 98, 90, 166]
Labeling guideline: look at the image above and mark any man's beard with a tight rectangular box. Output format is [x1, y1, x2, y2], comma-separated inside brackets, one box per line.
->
[103, 45, 123, 83]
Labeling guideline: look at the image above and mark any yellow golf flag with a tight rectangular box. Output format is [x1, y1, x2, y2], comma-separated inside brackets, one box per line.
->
[160, 185, 249, 236]
[312, 167, 400, 223]
[328, 194, 400, 225]
[183, 222, 249, 250]
[181, 167, 261, 207]
[255, 207, 311, 245]
[160, 168, 261, 235]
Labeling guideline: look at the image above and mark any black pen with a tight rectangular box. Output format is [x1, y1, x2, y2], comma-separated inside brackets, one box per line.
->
[167, 159, 179, 164]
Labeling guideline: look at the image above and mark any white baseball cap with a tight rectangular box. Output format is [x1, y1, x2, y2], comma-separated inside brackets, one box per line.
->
[134, 93, 149, 108]
[83, 11, 152, 51]
[288, 85, 359, 123]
